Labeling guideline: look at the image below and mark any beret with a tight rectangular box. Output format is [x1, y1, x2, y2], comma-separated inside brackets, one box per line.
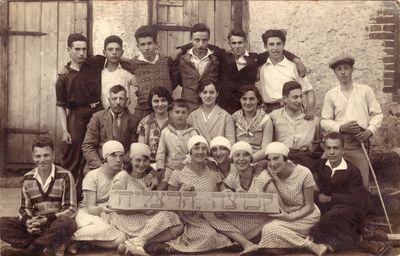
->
[130, 143, 151, 158]
[265, 142, 289, 157]
[102, 140, 124, 160]
[329, 54, 355, 69]
[210, 136, 231, 151]
[231, 141, 253, 156]
[187, 135, 209, 152]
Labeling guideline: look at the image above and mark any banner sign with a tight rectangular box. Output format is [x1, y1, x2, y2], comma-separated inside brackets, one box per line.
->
[109, 190, 280, 213]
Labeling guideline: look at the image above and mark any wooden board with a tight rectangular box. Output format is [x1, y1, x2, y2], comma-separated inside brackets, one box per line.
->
[183, 0, 198, 27]
[109, 190, 280, 213]
[0, 0, 8, 171]
[214, 0, 231, 49]
[198, 0, 214, 44]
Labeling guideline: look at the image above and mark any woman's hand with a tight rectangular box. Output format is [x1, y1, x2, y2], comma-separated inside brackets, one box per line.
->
[180, 184, 194, 191]
[269, 209, 295, 221]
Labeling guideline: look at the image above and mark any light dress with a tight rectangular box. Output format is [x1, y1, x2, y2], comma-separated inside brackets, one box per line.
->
[74, 168, 124, 241]
[259, 163, 321, 248]
[166, 165, 233, 252]
[108, 170, 181, 246]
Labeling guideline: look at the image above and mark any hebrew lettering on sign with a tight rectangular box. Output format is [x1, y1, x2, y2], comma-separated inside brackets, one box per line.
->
[109, 190, 279, 213]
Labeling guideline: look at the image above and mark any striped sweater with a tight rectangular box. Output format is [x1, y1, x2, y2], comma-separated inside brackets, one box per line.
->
[18, 165, 77, 225]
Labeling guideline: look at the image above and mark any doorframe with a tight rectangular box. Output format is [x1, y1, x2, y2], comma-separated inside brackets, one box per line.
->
[0, 0, 8, 173]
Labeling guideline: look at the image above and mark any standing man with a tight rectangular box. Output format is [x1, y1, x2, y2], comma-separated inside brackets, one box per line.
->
[269, 81, 321, 170]
[258, 29, 315, 118]
[0, 137, 77, 256]
[321, 54, 383, 187]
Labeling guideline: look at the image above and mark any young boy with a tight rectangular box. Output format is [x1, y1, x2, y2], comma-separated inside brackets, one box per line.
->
[156, 99, 198, 190]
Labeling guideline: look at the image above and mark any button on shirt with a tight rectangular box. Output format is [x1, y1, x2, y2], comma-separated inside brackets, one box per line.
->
[188, 48, 213, 76]
[259, 56, 313, 103]
[269, 107, 320, 150]
[33, 164, 56, 192]
[325, 158, 348, 177]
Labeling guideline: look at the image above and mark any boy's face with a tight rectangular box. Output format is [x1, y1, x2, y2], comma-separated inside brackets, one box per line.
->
[68, 41, 87, 63]
[264, 37, 284, 61]
[228, 35, 246, 58]
[169, 106, 188, 126]
[103, 42, 123, 64]
[137, 37, 157, 61]
[191, 31, 210, 55]
[32, 146, 54, 171]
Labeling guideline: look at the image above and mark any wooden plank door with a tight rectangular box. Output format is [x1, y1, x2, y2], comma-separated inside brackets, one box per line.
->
[6, 0, 87, 169]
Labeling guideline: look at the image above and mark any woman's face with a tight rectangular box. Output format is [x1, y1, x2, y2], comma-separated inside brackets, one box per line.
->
[151, 94, 169, 115]
[199, 84, 218, 107]
[210, 146, 230, 165]
[190, 142, 209, 164]
[240, 90, 258, 113]
[130, 155, 150, 174]
[232, 150, 252, 171]
[106, 151, 124, 171]
[266, 153, 286, 174]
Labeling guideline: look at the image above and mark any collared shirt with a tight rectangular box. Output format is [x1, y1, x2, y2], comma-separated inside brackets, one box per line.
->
[188, 48, 214, 76]
[110, 109, 124, 128]
[258, 56, 313, 103]
[137, 52, 160, 64]
[236, 50, 250, 71]
[33, 164, 56, 192]
[325, 158, 348, 177]
[101, 60, 135, 109]
[269, 107, 320, 150]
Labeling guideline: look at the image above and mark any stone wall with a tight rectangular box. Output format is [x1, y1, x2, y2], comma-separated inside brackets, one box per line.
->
[248, 0, 400, 152]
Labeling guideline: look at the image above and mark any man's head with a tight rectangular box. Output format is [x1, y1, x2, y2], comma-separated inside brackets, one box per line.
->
[67, 33, 88, 64]
[190, 23, 210, 56]
[262, 30, 286, 62]
[32, 137, 55, 171]
[329, 54, 355, 85]
[135, 26, 158, 61]
[324, 132, 345, 167]
[227, 28, 247, 58]
[168, 99, 189, 127]
[108, 85, 128, 115]
[103, 35, 123, 64]
[282, 81, 303, 112]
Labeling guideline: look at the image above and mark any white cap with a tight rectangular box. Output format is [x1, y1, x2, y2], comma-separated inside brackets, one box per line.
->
[102, 140, 124, 160]
[130, 143, 151, 158]
[231, 141, 253, 156]
[187, 135, 209, 153]
[210, 136, 231, 151]
[265, 142, 289, 157]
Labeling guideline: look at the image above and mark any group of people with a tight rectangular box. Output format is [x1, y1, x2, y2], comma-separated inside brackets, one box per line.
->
[0, 22, 389, 256]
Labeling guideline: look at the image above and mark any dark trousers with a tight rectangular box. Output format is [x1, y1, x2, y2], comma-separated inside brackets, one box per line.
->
[63, 105, 102, 201]
[0, 216, 77, 250]
[288, 149, 316, 172]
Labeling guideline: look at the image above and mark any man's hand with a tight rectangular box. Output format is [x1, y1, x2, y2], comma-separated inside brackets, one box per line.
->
[294, 58, 307, 78]
[318, 193, 331, 204]
[303, 107, 315, 120]
[61, 131, 72, 144]
[354, 129, 372, 142]
[340, 121, 361, 134]
[26, 218, 40, 235]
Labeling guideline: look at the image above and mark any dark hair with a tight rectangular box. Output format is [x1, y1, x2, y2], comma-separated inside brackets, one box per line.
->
[67, 33, 87, 48]
[32, 136, 54, 152]
[261, 29, 286, 45]
[148, 86, 174, 110]
[238, 85, 262, 106]
[227, 28, 247, 41]
[109, 85, 127, 95]
[197, 80, 219, 104]
[324, 132, 344, 147]
[190, 23, 210, 37]
[168, 99, 189, 111]
[104, 35, 123, 49]
[134, 26, 157, 43]
[282, 81, 302, 97]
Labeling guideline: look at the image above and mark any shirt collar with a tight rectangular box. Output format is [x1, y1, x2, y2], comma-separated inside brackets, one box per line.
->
[236, 50, 249, 63]
[282, 107, 304, 121]
[110, 109, 124, 119]
[103, 59, 123, 70]
[33, 164, 56, 186]
[325, 158, 348, 173]
[266, 55, 289, 66]
[137, 52, 159, 64]
[188, 47, 214, 61]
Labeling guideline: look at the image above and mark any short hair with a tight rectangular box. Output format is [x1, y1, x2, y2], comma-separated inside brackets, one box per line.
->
[324, 132, 345, 147]
[32, 136, 54, 152]
[168, 99, 189, 111]
[262, 29, 286, 45]
[197, 80, 219, 104]
[190, 23, 210, 37]
[104, 35, 123, 49]
[109, 85, 127, 95]
[282, 81, 302, 97]
[238, 85, 262, 106]
[148, 86, 174, 110]
[134, 26, 157, 43]
[227, 28, 247, 41]
[67, 33, 87, 48]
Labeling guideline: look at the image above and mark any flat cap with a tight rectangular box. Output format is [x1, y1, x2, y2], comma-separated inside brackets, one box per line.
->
[329, 54, 355, 69]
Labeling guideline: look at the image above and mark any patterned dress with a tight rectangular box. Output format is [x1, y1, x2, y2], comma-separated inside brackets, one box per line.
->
[166, 165, 233, 252]
[108, 170, 181, 246]
[259, 164, 320, 248]
[74, 168, 124, 241]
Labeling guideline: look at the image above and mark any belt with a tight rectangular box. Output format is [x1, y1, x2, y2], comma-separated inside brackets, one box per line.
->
[73, 102, 101, 109]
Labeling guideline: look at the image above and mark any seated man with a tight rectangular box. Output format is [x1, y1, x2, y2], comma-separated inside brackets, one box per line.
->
[269, 81, 320, 171]
[82, 85, 139, 170]
[0, 137, 77, 256]
[310, 132, 390, 255]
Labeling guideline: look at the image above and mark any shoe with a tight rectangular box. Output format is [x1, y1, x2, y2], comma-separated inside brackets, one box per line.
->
[363, 227, 389, 242]
[125, 242, 149, 256]
[1, 246, 32, 256]
[66, 242, 78, 255]
[144, 242, 176, 254]
[239, 244, 259, 256]
[359, 240, 391, 256]
[54, 243, 67, 256]
[117, 243, 127, 255]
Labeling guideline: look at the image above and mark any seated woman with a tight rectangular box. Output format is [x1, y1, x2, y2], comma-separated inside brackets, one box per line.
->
[110, 143, 183, 256]
[166, 135, 233, 253]
[258, 142, 327, 256]
[232, 85, 273, 162]
[137, 86, 173, 163]
[209, 136, 233, 179]
[74, 141, 126, 249]
[188, 81, 235, 145]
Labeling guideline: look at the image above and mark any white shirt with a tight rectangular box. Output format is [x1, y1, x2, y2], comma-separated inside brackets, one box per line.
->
[258, 56, 313, 103]
[325, 158, 347, 177]
[137, 52, 160, 64]
[236, 50, 249, 71]
[188, 48, 213, 76]
[33, 164, 56, 192]
[101, 60, 135, 109]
